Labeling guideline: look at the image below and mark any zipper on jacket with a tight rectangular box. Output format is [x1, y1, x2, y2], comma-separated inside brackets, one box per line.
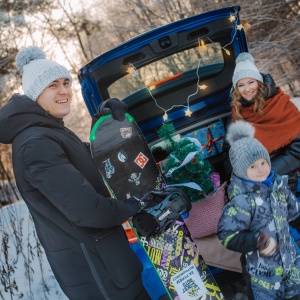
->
[80, 242, 111, 300]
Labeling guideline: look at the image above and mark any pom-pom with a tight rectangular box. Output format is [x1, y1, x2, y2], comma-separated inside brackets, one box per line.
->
[16, 46, 46, 74]
[226, 120, 255, 146]
[235, 52, 255, 65]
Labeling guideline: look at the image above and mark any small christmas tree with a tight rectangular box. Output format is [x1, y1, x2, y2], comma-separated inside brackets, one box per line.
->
[155, 123, 214, 202]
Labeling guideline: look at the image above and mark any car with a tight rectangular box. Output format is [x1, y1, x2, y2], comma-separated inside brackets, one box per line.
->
[78, 5, 249, 298]
[78, 5, 248, 181]
[79, 5, 246, 141]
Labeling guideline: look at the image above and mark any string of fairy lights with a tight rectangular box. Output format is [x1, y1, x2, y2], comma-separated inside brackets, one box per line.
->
[127, 12, 243, 122]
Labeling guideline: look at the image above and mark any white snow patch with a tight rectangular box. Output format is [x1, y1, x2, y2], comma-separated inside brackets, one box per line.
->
[0, 201, 67, 300]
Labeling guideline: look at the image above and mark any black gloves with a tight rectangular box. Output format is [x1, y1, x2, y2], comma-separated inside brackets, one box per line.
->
[124, 196, 142, 217]
[98, 98, 128, 121]
[91, 98, 128, 129]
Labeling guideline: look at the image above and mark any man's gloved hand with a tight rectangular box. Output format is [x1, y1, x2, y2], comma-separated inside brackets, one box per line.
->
[124, 196, 142, 217]
[97, 98, 128, 122]
[256, 231, 278, 256]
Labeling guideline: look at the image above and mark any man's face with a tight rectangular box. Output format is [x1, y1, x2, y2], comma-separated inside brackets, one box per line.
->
[36, 78, 72, 118]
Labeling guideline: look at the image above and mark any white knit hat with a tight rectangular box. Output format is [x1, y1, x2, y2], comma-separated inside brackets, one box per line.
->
[232, 52, 263, 87]
[16, 46, 72, 101]
[226, 121, 271, 180]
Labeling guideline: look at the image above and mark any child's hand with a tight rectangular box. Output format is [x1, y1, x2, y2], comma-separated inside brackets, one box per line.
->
[256, 232, 278, 256]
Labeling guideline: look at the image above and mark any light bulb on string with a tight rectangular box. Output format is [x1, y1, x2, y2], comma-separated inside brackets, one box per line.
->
[127, 65, 133, 75]
[128, 20, 247, 125]
[185, 108, 192, 117]
[223, 48, 231, 56]
[127, 63, 140, 78]
[199, 39, 207, 51]
[205, 36, 230, 57]
[229, 15, 236, 22]
[216, 10, 239, 57]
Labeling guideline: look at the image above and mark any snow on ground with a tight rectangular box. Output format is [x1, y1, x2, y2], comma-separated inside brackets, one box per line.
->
[0, 201, 68, 300]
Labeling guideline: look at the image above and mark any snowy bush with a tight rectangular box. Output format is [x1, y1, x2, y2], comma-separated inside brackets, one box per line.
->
[0, 202, 67, 300]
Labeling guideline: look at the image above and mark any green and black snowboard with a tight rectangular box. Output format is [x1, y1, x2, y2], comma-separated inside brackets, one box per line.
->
[90, 113, 224, 300]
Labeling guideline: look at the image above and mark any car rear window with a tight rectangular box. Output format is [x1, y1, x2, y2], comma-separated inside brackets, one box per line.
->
[107, 42, 224, 100]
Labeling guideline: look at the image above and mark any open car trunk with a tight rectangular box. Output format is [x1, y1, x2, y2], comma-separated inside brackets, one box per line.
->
[79, 4, 248, 187]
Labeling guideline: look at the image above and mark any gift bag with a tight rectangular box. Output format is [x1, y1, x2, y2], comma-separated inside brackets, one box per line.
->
[184, 181, 227, 238]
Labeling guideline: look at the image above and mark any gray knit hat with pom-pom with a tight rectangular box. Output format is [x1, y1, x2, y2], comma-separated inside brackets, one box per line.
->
[227, 120, 271, 180]
[16, 46, 72, 101]
[232, 52, 263, 87]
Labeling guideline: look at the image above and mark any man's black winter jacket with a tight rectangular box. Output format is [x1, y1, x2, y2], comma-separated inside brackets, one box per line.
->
[0, 94, 143, 299]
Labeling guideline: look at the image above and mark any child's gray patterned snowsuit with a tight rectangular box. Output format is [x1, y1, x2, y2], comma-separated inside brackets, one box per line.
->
[218, 174, 300, 299]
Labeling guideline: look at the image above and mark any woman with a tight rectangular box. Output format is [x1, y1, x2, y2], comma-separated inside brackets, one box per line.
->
[230, 52, 300, 194]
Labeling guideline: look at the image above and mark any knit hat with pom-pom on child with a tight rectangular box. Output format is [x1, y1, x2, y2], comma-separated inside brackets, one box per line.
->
[232, 52, 263, 87]
[16, 46, 72, 101]
[226, 120, 271, 180]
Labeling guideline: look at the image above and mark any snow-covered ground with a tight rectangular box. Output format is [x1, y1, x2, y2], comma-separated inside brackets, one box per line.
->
[0, 201, 68, 300]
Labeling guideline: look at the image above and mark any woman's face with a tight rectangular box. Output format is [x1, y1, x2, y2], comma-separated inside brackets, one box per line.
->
[236, 78, 259, 101]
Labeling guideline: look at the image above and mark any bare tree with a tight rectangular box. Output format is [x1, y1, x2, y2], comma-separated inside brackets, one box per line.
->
[0, 0, 54, 106]
[103, 0, 299, 96]
[0, 0, 299, 179]
[241, 0, 300, 96]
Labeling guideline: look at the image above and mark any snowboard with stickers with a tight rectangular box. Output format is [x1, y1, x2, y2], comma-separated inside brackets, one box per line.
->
[90, 113, 224, 300]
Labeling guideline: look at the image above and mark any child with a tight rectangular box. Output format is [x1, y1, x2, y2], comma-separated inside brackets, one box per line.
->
[231, 52, 300, 194]
[218, 120, 300, 300]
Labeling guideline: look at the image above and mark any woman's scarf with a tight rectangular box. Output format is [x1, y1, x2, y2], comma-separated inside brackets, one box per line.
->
[232, 89, 300, 153]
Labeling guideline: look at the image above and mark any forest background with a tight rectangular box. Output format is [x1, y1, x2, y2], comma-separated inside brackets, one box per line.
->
[0, 0, 299, 184]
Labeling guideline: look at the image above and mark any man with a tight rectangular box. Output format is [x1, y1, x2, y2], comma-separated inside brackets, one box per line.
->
[0, 46, 150, 300]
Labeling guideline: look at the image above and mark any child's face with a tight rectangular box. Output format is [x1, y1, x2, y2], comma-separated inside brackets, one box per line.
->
[236, 78, 259, 101]
[246, 158, 270, 181]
